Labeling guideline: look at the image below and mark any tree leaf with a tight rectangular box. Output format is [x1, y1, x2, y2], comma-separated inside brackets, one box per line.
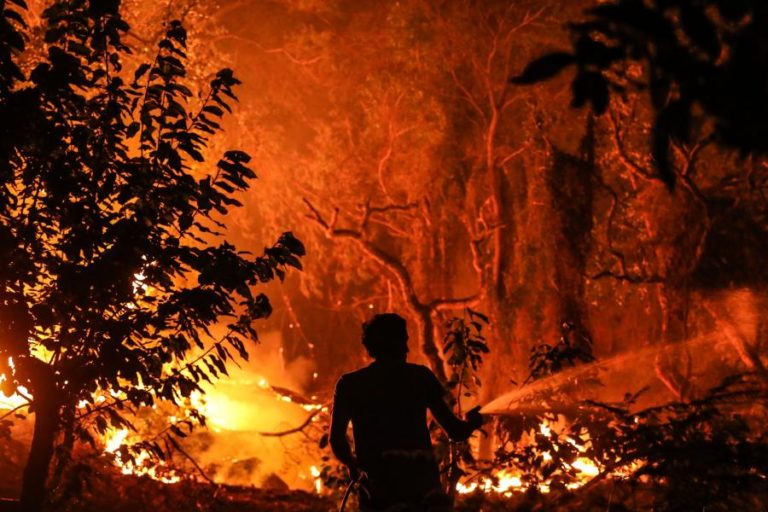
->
[511, 52, 575, 84]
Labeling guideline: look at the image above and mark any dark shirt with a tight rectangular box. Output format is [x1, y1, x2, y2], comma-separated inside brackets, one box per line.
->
[330, 361, 473, 509]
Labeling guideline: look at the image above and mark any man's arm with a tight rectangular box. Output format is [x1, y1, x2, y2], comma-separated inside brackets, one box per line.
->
[329, 377, 359, 477]
[423, 368, 483, 442]
[429, 398, 482, 442]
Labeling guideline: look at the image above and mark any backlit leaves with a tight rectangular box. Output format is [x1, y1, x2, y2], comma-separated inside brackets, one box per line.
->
[0, 0, 303, 481]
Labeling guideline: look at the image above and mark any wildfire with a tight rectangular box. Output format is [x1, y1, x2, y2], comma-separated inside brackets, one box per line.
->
[0, 363, 185, 484]
[309, 465, 322, 493]
[456, 419, 606, 496]
[0, 357, 30, 411]
[3, 361, 634, 497]
[94, 381, 610, 496]
[456, 469, 524, 495]
[103, 427, 182, 484]
[0, 383, 28, 410]
[101, 370, 328, 486]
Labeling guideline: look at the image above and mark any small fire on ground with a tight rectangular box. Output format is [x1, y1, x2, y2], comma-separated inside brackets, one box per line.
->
[103, 428, 183, 484]
[1, 357, 328, 489]
[3, 359, 627, 498]
[0, 357, 29, 410]
[97, 374, 328, 486]
[456, 421, 602, 496]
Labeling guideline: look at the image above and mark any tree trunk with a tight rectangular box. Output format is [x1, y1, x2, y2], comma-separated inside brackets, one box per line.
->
[416, 310, 447, 385]
[549, 116, 596, 343]
[20, 397, 58, 512]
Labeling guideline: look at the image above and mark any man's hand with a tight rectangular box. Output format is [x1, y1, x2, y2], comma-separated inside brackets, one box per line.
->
[465, 406, 484, 431]
[346, 462, 367, 483]
[347, 462, 360, 481]
[346, 463, 371, 497]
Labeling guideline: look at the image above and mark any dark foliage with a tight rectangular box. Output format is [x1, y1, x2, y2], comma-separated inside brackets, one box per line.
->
[0, 0, 303, 509]
[451, 322, 768, 511]
[437, 310, 490, 497]
[525, 321, 594, 385]
[443, 309, 490, 394]
[476, 373, 768, 511]
[513, 0, 768, 187]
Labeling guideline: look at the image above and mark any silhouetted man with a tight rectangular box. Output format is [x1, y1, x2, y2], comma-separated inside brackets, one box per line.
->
[330, 313, 483, 511]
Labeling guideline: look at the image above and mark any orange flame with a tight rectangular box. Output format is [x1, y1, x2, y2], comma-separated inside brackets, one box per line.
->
[456, 419, 608, 496]
[0, 357, 30, 410]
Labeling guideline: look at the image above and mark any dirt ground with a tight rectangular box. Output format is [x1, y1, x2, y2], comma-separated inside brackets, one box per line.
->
[1, 475, 336, 512]
[0, 429, 335, 512]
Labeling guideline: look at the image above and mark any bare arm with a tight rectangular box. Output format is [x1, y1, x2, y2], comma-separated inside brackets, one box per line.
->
[428, 395, 478, 442]
[329, 377, 358, 475]
[424, 368, 483, 442]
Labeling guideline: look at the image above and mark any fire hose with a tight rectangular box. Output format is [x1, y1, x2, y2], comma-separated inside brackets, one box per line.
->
[338, 473, 362, 512]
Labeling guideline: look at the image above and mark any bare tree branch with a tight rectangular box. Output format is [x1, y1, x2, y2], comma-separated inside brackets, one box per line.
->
[170, 437, 217, 485]
[0, 403, 30, 422]
[609, 107, 654, 181]
[303, 198, 483, 384]
[257, 407, 328, 438]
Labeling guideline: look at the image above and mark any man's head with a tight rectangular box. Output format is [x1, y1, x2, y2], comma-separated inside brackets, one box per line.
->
[361, 313, 408, 360]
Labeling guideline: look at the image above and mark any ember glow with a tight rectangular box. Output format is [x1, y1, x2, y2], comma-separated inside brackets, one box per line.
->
[0, 343, 326, 490]
[455, 469, 523, 496]
[94, 361, 326, 487]
[103, 428, 182, 484]
[0, 357, 28, 410]
[456, 419, 608, 496]
[309, 465, 322, 494]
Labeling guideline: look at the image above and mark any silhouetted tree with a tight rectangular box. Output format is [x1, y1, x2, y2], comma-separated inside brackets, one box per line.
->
[0, 1, 303, 510]
[514, 0, 768, 187]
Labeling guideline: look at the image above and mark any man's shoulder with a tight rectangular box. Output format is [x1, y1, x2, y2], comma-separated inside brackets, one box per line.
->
[405, 363, 435, 377]
[406, 363, 430, 371]
[408, 364, 444, 396]
[336, 365, 373, 386]
[336, 362, 434, 384]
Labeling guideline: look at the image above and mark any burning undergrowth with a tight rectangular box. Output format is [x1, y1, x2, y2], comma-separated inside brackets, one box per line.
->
[452, 323, 768, 511]
[94, 331, 328, 491]
[226, 315, 768, 511]
[0, 331, 330, 505]
[3, 315, 768, 511]
[458, 374, 768, 511]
